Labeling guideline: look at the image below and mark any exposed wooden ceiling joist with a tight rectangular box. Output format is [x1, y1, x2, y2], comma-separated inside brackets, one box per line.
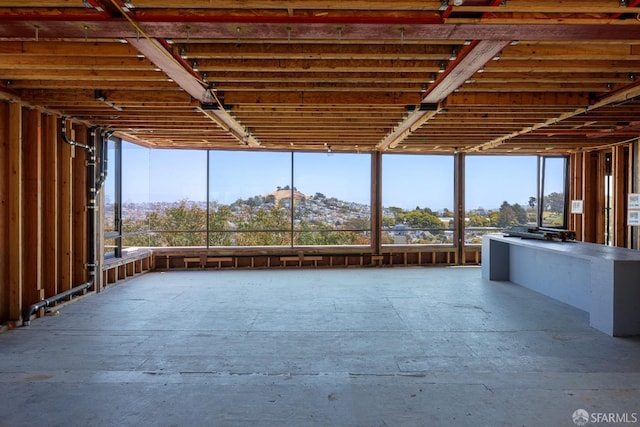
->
[0, 1, 639, 154]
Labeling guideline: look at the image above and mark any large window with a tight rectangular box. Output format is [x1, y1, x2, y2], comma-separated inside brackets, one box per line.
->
[103, 138, 119, 257]
[382, 154, 454, 245]
[105, 140, 569, 255]
[148, 149, 207, 246]
[209, 151, 292, 246]
[121, 141, 150, 248]
[540, 157, 567, 228]
[293, 152, 371, 245]
[465, 156, 538, 243]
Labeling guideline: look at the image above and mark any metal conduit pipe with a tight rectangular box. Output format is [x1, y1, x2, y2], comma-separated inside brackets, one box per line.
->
[86, 127, 98, 283]
[98, 130, 113, 189]
[23, 281, 94, 326]
[61, 116, 93, 153]
[22, 123, 101, 326]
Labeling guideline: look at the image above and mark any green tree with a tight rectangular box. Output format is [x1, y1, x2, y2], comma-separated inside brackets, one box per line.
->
[148, 200, 206, 246]
[467, 213, 490, 227]
[397, 209, 444, 234]
[382, 215, 396, 227]
[497, 201, 517, 228]
[121, 216, 150, 247]
[488, 211, 500, 227]
[235, 206, 290, 246]
[208, 204, 232, 246]
[544, 192, 565, 213]
[512, 203, 528, 225]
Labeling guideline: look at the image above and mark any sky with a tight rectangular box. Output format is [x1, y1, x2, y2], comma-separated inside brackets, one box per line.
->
[115, 142, 566, 212]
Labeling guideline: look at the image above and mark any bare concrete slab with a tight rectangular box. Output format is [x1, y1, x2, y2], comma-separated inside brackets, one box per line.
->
[1, 267, 639, 426]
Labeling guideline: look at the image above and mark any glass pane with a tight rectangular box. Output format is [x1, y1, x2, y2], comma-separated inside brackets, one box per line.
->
[293, 152, 371, 246]
[382, 154, 454, 245]
[148, 149, 207, 247]
[121, 141, 150, 248]
[465, 155, 537, 243]
[103, 139, 117, 233]
[541, 157, 567, 228]
[104, 238, 117, 259]
[209, 150, 292, 246]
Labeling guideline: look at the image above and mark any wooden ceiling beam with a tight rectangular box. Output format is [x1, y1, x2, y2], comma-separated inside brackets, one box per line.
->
[423, 40, 511, 104]
[225, 91, 421, 105]
[125, 37, 206, 102]
[375, 104, 441, 151]
[2, 21, 640, 42]
[126, 36, 261, 148]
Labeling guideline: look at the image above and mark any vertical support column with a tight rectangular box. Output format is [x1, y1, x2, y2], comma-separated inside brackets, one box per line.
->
[582, 151, 599, 243]
[8, 103, 23, 321]
[612, 145, 628, 248]
[0, 102, 9, 322]
[96, 135, 106, 291]
[59, 119, 73, 293]
[630, 141, 640, 250]
[43, 114, 59, 297]
[92, 130, 103, 292]
[595, 151, 609, 245]
[568, 152, 584, 239]
[453, 152, 465, 265]
[371, 151, 382, 255]
[23, 109, 44, 308]
[73, 124, 88, 286]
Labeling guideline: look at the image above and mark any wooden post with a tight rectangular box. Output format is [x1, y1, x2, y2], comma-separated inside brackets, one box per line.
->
[59, 119, 73, 293]
[0, 102, 9, 322]
[72, 124, 88, 286]
[613, 145, 628, 248]
[23, 109, 44, 308]
[582, 152, 599, 243]
[568, 152, 583, 239]
[8, 103, 23, 321]
[630, 141, 640, 250]
[43, 114, 59, 297]
[595, 151, 609, 245]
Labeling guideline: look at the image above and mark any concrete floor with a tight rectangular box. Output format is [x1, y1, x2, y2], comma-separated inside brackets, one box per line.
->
[1, 267, 639, 427]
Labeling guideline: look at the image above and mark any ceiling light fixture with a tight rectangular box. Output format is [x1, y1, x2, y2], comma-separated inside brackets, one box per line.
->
[438, 61, 446, 73]
[192, 60, 198, 71]
[439, 0, 448, 11]
[449, 47, 458, 60]
[180, 47, 187, 59]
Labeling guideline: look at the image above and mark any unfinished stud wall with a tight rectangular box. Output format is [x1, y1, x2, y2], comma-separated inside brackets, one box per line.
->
[0, 101, 91, 325]
[569, 146, 635, 247]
